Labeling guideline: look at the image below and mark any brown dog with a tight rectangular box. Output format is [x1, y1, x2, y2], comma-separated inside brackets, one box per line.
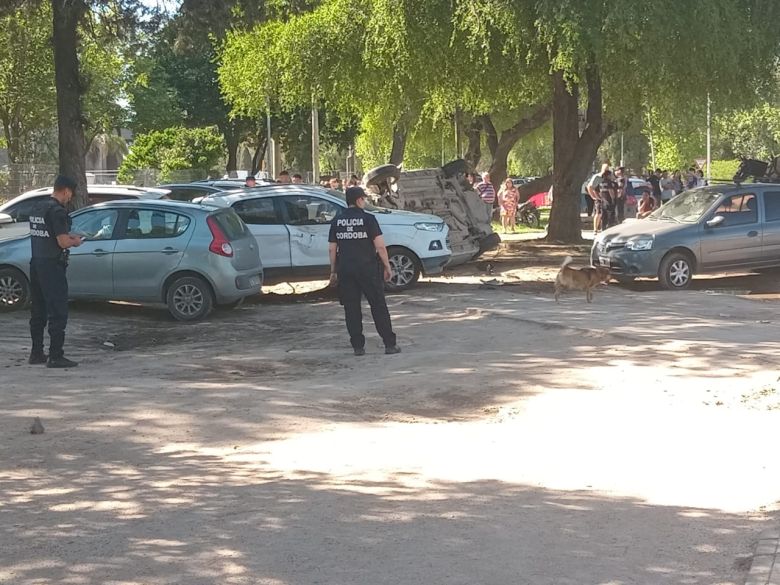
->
[554, 256, 611, 303]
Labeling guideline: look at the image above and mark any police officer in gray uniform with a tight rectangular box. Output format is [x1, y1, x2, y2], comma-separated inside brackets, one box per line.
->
[328, 187, 401, 356]
[28, 175, 83, 368]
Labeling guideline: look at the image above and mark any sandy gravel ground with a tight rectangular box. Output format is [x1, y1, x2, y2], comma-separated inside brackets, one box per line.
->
[1, 242, 779, 585]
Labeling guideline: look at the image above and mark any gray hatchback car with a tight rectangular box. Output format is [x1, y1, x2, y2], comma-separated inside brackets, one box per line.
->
[0, 199, 263, 320]
[593, 184, 780, 289]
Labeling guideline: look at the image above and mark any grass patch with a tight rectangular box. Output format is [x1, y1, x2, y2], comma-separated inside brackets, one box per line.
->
[492, 207, 550, 234]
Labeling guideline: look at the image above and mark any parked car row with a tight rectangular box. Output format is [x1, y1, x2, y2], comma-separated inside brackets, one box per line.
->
[0, 182, 453, 320]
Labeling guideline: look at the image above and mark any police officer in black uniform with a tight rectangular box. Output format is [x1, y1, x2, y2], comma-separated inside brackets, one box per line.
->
[328, 187, 401, 356]
[28, 175, 83, 368]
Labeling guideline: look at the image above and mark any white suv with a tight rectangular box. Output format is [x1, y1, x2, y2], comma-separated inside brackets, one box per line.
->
[203, 184, 451, 290]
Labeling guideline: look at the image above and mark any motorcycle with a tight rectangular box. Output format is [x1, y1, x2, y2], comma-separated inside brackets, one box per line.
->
[516, 200, 541, 228]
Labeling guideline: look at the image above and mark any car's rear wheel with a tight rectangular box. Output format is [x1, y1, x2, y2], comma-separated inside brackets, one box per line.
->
[166, 275, 214, 321]
[658, 251, 694, 290]
[0, 267, 29, 311]
[386, 247, 420, 291]
[364, 164, 401, 187]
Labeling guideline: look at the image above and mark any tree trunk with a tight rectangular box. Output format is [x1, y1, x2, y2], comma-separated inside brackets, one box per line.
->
[224, 125, 239, 172]
[546, 65, 610, 244]
[52, 0, 88, 209]
[464, 119, 482, 170]
[251, 135, 267, 175]
[481, 106, 552, 189]
[389, 123, 407, 167]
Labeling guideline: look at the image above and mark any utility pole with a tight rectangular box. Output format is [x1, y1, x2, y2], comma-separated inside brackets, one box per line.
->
[620, 132, 625, 168]
[265, 99, 272, 178]
[706, 93, 712, 182]
[646, 112, 656, 171]
[311, 98, 320, 184]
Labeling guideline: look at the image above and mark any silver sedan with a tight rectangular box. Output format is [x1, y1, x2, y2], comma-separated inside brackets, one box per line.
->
[0, 199, 263, 320]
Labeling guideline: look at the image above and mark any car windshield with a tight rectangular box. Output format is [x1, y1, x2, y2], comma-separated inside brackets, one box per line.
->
[649, 188, 724, 223]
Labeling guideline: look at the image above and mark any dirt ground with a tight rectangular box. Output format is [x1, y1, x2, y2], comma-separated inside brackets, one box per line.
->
[1, 238, 780, 585]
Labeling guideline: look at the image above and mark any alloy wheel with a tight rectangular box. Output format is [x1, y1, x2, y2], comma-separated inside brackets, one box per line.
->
[389, 254, 416, 287]
[669, 259, 690, 287]
[172, 284, 204, 316]
[0, 275, 23, 307]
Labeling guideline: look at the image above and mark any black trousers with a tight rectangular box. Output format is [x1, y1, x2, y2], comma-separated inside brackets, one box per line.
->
[29, 258, 69, 359]
[616, 196, 625, 223]
[338, 264, 396, 350]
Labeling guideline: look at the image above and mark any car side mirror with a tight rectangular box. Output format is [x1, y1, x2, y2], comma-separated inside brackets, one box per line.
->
[706, 215, 725, 228]
[0, 213, 12, 226]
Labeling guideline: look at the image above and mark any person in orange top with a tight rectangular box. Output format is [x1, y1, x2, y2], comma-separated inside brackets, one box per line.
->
[498, 178, 520, 233]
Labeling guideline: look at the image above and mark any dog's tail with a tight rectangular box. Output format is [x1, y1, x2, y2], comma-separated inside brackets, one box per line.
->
[560, 256, 573, 268]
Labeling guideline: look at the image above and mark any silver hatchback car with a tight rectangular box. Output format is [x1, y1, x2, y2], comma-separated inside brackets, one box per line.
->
[593, 184, 780, 289]
[0, 199, 263, 320]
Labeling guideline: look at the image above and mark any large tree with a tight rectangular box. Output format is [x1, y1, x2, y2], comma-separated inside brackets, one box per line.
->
[0, 1, 56, 165]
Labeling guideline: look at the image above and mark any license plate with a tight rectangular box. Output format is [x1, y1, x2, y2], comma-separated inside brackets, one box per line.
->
[599, 256, 610, 267]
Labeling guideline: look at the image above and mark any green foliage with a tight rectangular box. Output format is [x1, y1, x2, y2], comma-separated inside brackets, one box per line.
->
[508, 124, 553, 177]
[709, 159, 741, 182]
[715, 103, 780, 160]
[0, 1, 56, 162]
[118, 126, 224, 182]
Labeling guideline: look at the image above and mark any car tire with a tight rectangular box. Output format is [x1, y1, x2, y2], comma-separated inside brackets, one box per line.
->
[364, 164, 401, 187]
[166, 275, 214, 321]
[385, 247, 420, 292]
[658, 251, 694, 290]
[614, 275, 636, 285]
[0, 267, 29, 312]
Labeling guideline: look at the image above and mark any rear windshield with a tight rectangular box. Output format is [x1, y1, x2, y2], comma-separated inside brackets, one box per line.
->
[212, 209, 249, 240]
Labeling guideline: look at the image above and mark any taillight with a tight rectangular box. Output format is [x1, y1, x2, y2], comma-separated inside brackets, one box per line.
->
[207, 216, 234, 257]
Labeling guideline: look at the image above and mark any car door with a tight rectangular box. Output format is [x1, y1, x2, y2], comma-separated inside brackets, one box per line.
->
[761, 190, 780, 263]
[232, 197, 291, 271]
[67, 207, 120, 298]
[112, 208, 194, 301]
[699, 192, 763, 269]
[278, 195, 342, 271]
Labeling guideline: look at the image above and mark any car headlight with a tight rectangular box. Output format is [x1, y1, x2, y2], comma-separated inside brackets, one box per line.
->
[625, 237, 653, 251]
[414, 222, 444, 232]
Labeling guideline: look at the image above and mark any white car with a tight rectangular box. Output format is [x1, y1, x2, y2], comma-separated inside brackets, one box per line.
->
[203, 184, 451, 290]
[0, 185, 171, 241]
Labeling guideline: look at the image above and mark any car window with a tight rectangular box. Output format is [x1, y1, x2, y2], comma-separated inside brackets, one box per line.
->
[232, 198, 281, 225]
[124, 209, 191, 239]
[713, 193, 757, 226]
[763, 191, 780, 222]
[279, 195, 340, 225]
[87, 194, 135, 204]
[211, 209, 249, 240]
[5, 196, 48, 221]
[166, 188, 209, 202]
[71, 208, 120, 240]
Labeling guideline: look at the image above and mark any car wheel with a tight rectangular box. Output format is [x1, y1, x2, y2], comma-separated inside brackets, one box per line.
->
[0, 267, 29, 311]
[658, 251, 693, 290]
[364, 164, 401, 187]
[386, 247, 420, 291]
[166, 276, 214, 321]
[614, 275, 636, 285]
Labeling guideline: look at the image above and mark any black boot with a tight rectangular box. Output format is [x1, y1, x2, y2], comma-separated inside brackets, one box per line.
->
[28, 351, 48, 365]
[47, 356, 78, 369]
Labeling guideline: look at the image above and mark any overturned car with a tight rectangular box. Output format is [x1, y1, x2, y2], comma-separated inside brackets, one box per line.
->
[364, 161, 500, 266]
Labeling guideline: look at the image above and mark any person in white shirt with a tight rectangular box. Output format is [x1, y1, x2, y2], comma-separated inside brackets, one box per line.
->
[659, 171, 676, 204]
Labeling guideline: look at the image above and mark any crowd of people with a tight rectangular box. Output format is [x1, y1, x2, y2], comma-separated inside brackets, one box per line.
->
[242, 170, 361, 192]
[586, 165, 709, 233]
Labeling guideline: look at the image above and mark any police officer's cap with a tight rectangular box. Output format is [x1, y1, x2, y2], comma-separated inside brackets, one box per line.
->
[53, 175, 77, 192]
[345, 186, 367, 206]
